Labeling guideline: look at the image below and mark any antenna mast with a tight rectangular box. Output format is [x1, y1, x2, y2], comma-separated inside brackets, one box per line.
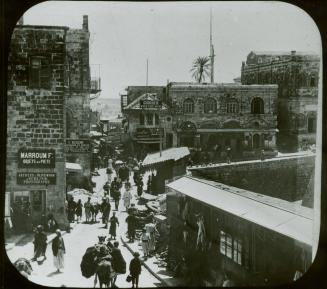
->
[210, 7, 215, 83]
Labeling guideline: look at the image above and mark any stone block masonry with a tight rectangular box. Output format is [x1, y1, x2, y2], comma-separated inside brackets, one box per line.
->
[7, 25, 69, 229]
[190, 155, 315, 207]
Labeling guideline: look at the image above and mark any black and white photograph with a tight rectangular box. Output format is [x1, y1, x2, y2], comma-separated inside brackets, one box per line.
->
[3, 1, 323, 288]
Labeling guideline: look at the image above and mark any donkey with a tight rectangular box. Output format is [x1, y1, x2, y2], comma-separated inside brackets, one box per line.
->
[94, 259, 116, 288]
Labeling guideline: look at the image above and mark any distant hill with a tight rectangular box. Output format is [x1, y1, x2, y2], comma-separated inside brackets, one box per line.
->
[90, 98, 121, 118]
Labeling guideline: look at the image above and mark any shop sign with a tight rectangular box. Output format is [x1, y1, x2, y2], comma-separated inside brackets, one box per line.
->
[17, 172, 56, 185]
[136, 127, 163, 138]
[66, 139, 91, 153]
[18, 148, 55, 168]
[140, 99, 161, 109]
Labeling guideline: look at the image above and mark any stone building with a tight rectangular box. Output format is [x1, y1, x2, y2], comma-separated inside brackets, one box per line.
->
[6, 16, 97, 229]
[167, 82, 278, 160]
[65, 16, 100, 177]
[241, 51, 320, 152]
[122, 92, 173, 159]
[121, 86, 173, 159]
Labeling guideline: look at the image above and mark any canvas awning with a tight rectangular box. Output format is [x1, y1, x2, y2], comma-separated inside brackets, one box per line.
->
[166, 176, 313, 246]
[66, 162, 82, 172]
[142, 147, 190, 167]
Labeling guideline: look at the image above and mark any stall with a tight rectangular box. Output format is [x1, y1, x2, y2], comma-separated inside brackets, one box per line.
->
[141, 147, 190, 195]
[166, 176, 313, 286]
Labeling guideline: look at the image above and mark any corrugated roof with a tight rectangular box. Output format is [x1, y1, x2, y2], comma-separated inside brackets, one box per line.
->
[142, 147, 190, 166]
[166, 176, 313, 246]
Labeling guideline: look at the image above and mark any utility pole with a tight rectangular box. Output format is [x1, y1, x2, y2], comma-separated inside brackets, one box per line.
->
[210, 7, 215, 84]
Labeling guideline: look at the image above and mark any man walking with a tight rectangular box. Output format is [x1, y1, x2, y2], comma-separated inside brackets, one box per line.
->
[52, 229, 65, 273]
[129, 252, 141, 288]
[101, 198, 111, 229]
[126, 213, 137, 243]
[122, 182, 133, 212]
[111, 241, 126, 286]
[67, 197, 76, 223]
[140, 229, 150, 260]
[109, 212, 119, 240]
[111, 178, 121, 211]
[84, 197, 92, 223]
[32, 225, 47, 261]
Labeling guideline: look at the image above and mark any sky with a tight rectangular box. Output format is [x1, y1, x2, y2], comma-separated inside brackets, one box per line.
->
[22, 1, 321, 99]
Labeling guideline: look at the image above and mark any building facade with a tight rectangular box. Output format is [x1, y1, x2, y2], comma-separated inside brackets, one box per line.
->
[167, 82, 278, 160]
[65, 16, 100, 177]
[241, 51, 320, 151]
[6, 16, 96, 230]
[122, 92, 174, 159]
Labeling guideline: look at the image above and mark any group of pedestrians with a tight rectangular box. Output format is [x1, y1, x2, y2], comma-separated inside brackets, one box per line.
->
[67, 198, 83, 223]
[31, 225, 66, 273]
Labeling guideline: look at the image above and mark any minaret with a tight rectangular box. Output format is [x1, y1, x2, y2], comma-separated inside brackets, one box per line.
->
[210, 8, 215, 83]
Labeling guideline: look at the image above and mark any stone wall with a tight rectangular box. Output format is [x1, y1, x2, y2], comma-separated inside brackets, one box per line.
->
[65, 20, 92, 175]
[190, 155, 315, 206]
[7, 26, 68, 228]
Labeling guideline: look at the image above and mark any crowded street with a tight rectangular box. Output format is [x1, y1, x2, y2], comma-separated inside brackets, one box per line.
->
[6, 168, 164, 287]
[4, 2, 321, 288]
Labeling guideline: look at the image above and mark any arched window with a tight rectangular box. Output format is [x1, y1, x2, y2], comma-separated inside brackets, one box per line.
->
[204, 97, 217, 113]
[251, 98, 264, 114]
[310, 77, 316, 87]
[183, 98, 194, 114]
[227, 99, 239, 113]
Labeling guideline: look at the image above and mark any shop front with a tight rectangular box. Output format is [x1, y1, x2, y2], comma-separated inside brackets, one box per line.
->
[165, 176, 313, 286]
[7, 147, 68, 232]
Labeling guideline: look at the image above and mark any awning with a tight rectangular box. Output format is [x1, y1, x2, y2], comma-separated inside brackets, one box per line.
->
[66, 162, 82, 172]
[142, 147, 190, 167]
[90, 131, 103, 137]
[166, 176, 313, 246]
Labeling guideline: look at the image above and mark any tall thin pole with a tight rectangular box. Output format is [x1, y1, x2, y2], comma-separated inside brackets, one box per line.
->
[146, 59, 149, 88]
[210, 7, 215, 83]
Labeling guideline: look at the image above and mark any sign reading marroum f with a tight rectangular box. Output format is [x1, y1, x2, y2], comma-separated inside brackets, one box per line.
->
[18, 148, 56, 168]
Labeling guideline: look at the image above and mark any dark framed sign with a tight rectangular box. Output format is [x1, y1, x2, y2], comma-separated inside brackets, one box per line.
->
[140, 99, 161, 109]
[17, 172, 56, 185]
[18, 148, 55, 168]
[136, 127, 163, 138]
[66, 139, 91, 153]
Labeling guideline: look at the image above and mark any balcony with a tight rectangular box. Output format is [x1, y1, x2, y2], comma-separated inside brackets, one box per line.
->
[90, 77, 101, 92]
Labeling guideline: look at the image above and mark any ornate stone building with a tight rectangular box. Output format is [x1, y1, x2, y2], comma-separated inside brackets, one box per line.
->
[167, 82, 278, 159]
[241, 51, 320, 151]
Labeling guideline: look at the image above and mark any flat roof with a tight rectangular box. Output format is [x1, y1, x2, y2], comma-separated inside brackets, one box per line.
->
[166, 176, 313, 246]
[169, 82, 278, 89]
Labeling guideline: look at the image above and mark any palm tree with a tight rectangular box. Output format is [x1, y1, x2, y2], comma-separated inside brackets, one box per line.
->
[190, 56, 211, 83]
